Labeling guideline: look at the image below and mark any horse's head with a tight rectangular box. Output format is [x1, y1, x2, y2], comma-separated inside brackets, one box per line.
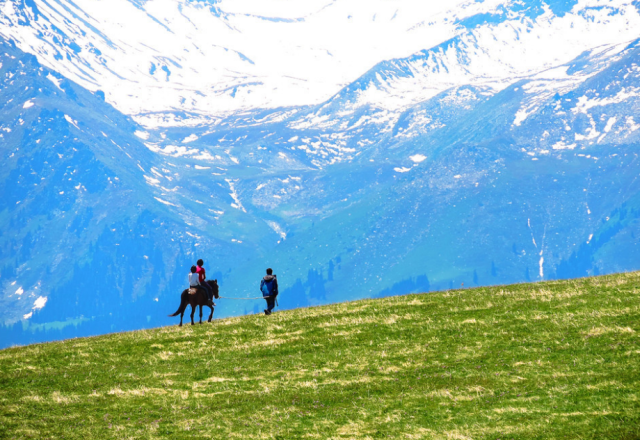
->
[209, 279, 219, 299]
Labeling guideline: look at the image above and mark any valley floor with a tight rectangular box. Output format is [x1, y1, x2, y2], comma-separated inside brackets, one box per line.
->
[1, 273, 639, 439]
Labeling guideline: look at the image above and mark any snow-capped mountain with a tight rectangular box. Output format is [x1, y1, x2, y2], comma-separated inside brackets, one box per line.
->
[1, 0, 640, 348]
[331, 0, 640, 113]
[0, 0, 474, 123]
[2, 0, 639, 126]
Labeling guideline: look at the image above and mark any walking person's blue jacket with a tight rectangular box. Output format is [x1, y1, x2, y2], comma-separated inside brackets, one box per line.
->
[260, 274, 278, 298]
[260, 271, 278, 315]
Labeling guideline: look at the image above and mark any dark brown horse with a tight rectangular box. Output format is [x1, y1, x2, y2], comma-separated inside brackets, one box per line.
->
[168, 279, 219, 326]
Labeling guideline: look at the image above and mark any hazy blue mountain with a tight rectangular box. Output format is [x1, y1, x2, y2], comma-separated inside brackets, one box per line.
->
[0, 38, 252, 345]
[1, 4, 640, 348]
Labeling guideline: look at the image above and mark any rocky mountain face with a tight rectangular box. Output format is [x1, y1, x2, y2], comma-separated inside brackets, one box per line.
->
[1, 0, 639, 348]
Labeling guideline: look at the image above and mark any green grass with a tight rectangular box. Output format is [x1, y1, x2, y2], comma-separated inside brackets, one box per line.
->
[1, 273, 639, 439]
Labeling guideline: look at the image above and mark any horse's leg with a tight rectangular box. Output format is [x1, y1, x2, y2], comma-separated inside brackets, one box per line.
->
[179, 309, 184, 327]
[190, 303, 196, 325]
[208, 305, 214, 322]
[199, 305, 203, 324]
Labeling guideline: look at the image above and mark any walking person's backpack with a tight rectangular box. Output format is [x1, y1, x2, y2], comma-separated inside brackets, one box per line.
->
[261, 275, 277, 298]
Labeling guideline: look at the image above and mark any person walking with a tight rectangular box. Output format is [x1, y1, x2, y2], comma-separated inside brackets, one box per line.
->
[260, 268, 278, 315]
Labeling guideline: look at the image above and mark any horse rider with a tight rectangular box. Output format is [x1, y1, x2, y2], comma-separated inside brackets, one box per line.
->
[260, 268, 279, 315]
[188, 265, 204, 297]
[196, 259, 214, 304]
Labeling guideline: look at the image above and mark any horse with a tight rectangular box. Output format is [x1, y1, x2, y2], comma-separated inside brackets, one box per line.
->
[168, 279, 219, 326]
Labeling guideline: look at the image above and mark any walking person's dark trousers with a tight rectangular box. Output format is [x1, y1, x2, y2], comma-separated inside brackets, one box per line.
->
[265, 296, 276, 313]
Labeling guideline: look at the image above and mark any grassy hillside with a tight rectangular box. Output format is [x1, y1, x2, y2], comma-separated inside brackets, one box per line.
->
[1, 273, 639, 439]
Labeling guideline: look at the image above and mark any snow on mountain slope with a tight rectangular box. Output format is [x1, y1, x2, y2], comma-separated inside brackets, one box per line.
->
[0, 0, 483, 124]
[3, 0, 638, 128]
[327, 0, 640, 115]
[129, 38, 640, 235]
[143, 39, 635, 176]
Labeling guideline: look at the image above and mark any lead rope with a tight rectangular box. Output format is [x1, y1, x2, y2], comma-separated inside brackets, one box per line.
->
[217, 295, 276, 300]
[217, 295, 279, 306]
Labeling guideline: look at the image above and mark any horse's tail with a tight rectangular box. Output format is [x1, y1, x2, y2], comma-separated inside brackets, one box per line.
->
[168, 290, 188, 317]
